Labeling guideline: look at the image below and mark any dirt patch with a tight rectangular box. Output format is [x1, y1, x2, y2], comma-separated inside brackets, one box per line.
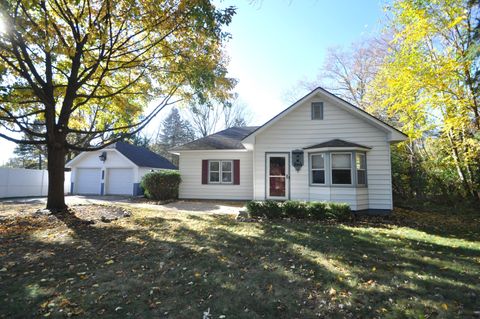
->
[69, 204, 132, 223]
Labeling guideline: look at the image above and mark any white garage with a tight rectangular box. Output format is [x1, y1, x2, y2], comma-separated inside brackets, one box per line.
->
[76, 168, 102, 195]
[106, 168, 133, 195]
[66, 141, 177, 196]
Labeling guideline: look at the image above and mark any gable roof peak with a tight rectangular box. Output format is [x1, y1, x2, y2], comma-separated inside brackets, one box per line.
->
[242, 87, 407, 143]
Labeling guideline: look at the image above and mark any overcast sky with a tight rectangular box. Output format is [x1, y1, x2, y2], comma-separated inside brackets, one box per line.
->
[0, 0, 386, 165]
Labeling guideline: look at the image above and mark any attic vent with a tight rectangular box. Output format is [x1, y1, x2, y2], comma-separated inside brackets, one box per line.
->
[311, 102, 324, 120]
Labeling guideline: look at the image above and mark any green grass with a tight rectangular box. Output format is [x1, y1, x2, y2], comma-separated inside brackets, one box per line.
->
[0, 204, 479, 318]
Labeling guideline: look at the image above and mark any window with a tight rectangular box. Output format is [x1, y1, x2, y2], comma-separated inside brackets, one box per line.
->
[310, 153, 325, 184]
[209, 160, 232, 184]
[221, 161, 232, 183]
[331, 153, 352, 184]
[356, 153, 367, 185]
[311, 102, 324, 120]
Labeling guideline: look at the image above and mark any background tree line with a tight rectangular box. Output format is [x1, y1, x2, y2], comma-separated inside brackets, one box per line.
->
[5, 97, 251, 169]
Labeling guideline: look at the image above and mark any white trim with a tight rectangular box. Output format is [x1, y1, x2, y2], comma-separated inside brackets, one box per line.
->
[208, 160, 233, 184]
[170, 149, 250, 155]
[305, 146, 371, 152]
[356, 153, 367, 186]
[242, 87, 407, 144]
[310, 153, 326, 185]
[66, 148, 138, 168]
[266, 153, 289, 200]
[330, 152, 353, 186]
[112, 149, 139, 168]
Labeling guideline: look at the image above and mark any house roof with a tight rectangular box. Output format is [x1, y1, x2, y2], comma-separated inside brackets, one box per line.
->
[242, 87, 407, 143]
[304, 139, 371, 150]
[112, 141, 177, 169]
[172, 126, 259, 151]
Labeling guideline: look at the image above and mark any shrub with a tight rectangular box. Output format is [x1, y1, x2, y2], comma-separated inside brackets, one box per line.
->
[246, 200, 283, 219]
[283, 200, 309, 219]
[245, 201, 264, 218]
[262, 200, 283, 219]
[245, 200, 352, 221]
[141, 170, 181, 200]
[307, 201, 328, 220]
[327, 202, 352, 221]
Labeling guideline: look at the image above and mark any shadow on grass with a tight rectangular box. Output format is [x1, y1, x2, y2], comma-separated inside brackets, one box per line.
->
[351, 206, 480, 242]
[0, 211, 479, 318]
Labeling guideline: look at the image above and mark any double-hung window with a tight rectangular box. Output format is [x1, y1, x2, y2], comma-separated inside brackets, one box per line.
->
[209, 160, 232, 184]
[356, 153, 367, 185]
[310, 153, 325, 184]
[331, 153, 352, 185]
[311, 102, 324, 120]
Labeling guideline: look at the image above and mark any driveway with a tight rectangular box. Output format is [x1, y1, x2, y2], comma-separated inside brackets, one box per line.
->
[0, 195, 246, 215]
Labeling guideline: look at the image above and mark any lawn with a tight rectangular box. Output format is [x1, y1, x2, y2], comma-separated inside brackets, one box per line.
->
[0, 202, 479, 318]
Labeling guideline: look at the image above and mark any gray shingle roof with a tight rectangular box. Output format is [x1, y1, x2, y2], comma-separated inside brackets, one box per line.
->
[172, 126, 259, 151]
[113, 141, 177, 169]
[304, 139, 371, 150]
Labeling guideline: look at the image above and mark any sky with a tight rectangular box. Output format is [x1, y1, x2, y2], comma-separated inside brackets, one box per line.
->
[0, 0, 386, 165]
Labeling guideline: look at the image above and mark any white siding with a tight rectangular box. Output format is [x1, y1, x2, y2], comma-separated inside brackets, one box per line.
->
[253, 93, 392, 210]
[178, 150, 253, 200]
[137, 167, 174, 182]
[69, 149, 139, 195]
[71, 149, 134, 169]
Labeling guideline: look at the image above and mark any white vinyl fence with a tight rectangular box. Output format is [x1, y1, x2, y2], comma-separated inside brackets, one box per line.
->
[0, 168, 71, 198]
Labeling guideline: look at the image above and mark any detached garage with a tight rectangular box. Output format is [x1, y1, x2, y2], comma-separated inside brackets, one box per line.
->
[66, 141, 176, 196]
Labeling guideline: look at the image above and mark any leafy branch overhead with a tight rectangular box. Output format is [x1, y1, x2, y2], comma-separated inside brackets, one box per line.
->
[0, 0, 236, 150]
[0, 0, 236, 210]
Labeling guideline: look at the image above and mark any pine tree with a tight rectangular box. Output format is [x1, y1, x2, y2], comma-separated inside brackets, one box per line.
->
[152, 108, 196, 166]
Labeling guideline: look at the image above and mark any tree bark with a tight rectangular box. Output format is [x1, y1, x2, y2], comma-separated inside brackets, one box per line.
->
[46, 138, 67, 211]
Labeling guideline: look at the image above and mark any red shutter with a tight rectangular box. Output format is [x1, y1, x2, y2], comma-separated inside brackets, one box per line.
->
[233, 160, 240, 185]
[202, 160, 208, 184]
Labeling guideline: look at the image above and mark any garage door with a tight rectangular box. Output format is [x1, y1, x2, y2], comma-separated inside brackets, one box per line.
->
[76, 168, 101, 195]
[106, 168, 133, 195]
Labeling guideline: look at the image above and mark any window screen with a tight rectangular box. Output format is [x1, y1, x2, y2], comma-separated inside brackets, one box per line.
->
[311, 154, 325, 184]
[311, 102, 324, 120]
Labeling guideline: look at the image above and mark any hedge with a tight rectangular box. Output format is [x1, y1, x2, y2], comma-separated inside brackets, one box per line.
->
[245, 200, 351, 221]
[140, 170, 181, 200]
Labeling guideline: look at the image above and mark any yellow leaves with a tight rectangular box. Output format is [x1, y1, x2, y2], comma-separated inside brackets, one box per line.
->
[328, 287, 337, 296]
[105, 259, 114, 265]
[442, 303, 448, 310]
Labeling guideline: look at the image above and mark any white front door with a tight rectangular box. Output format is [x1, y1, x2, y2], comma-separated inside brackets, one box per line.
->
[266, 153, 289, 200]
[106, 168, 133, 195]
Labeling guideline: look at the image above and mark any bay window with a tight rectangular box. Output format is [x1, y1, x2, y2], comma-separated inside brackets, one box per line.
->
[310, 153, 325, 184]
[331, 153, 352, 185]
[356, 153, 367, 185]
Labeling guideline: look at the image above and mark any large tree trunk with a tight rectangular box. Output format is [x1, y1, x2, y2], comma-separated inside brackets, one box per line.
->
[46, 141, 67, 211]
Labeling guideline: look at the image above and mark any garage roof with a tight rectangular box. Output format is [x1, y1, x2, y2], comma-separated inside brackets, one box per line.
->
[172, 126, 259, 151]
[113, 142, 177, 169]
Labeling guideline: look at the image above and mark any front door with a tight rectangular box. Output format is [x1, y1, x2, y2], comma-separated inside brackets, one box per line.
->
[266, 153, 289, 200]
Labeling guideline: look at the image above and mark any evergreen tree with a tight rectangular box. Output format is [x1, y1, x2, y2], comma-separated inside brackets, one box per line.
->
[12, 142, 46, 169]
[161, 108, 196, 146]
[152, 108, 196, 166]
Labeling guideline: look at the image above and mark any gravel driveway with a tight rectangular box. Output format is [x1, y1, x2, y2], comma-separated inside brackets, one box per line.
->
[0, 195, 246, 215]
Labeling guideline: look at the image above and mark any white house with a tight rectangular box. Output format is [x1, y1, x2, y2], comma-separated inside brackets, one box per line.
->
[171, 87, 407, 212]
[66, 141, 176, 196]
